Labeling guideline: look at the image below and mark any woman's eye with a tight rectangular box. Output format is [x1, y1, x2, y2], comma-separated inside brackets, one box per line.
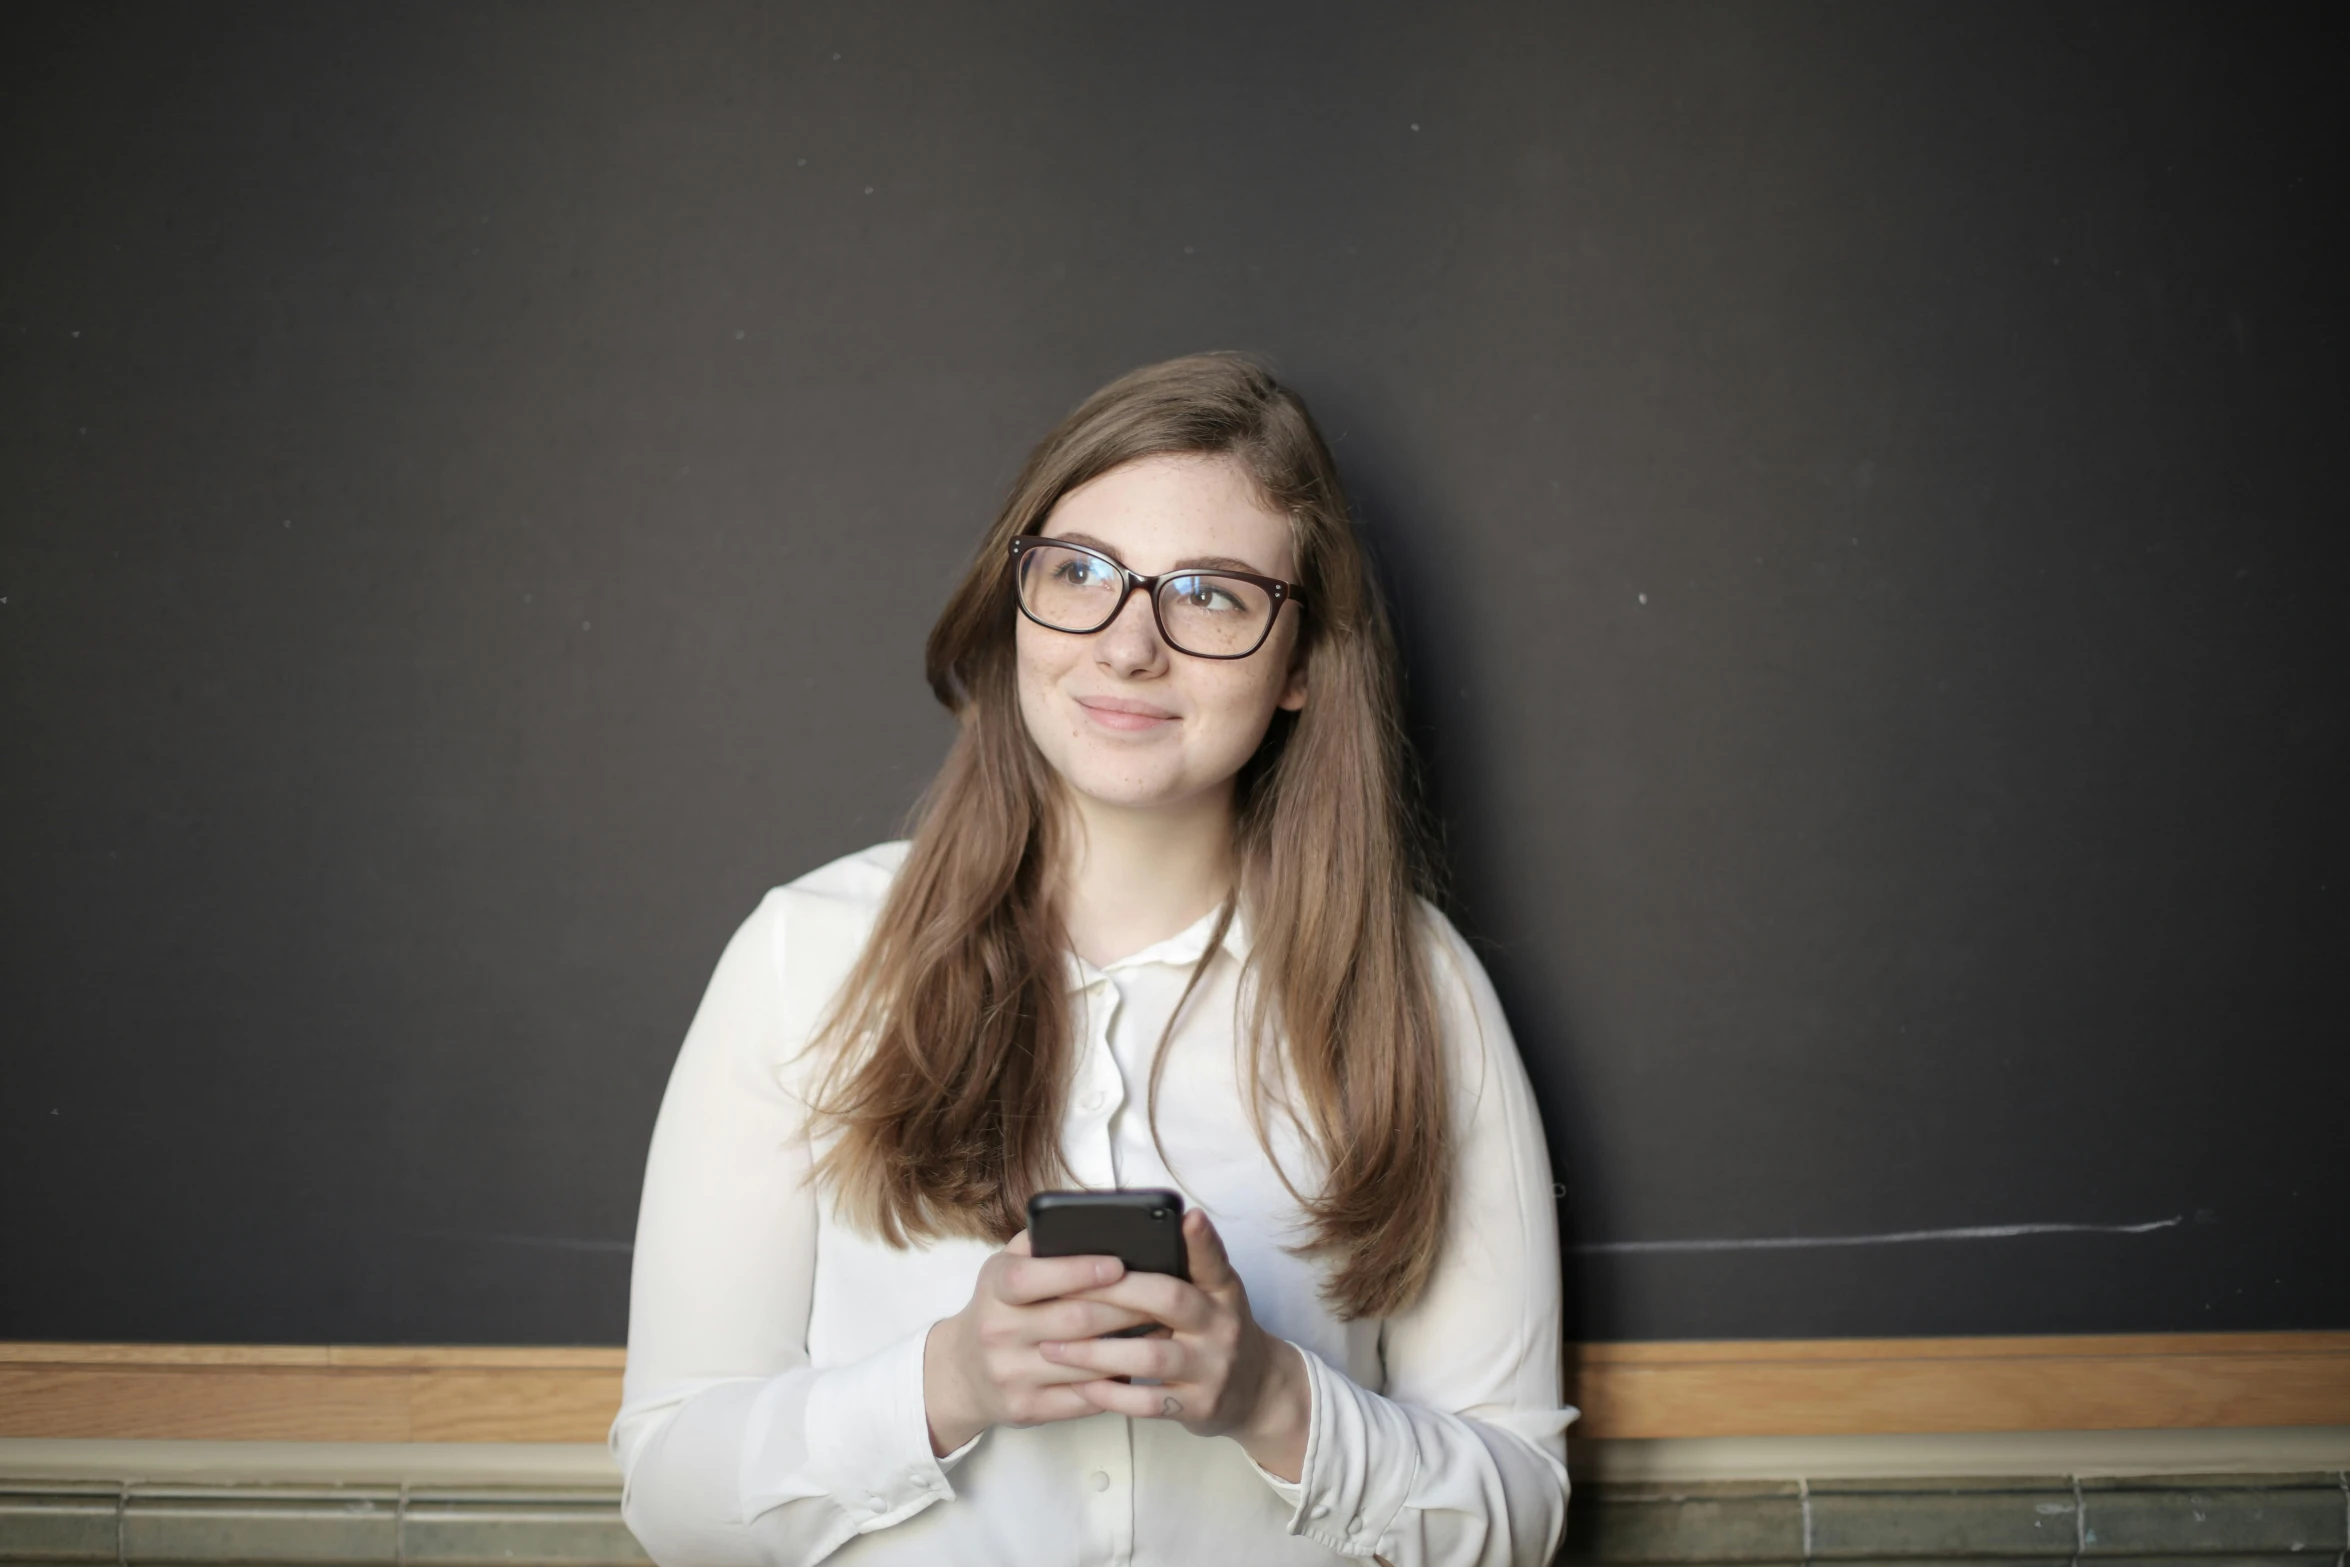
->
[1171, 576, 1239, 612]
[1052, 557, 1110, 587]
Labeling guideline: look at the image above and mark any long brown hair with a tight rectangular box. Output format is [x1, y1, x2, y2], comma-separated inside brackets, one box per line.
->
[809, 353, 1448, 1319]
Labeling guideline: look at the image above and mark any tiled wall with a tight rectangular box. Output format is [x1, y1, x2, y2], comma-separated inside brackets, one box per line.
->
[1561, 1473, 2350, 1564]
[5, 1472, 2347, 1564]
[0, 1487, 647, 1567]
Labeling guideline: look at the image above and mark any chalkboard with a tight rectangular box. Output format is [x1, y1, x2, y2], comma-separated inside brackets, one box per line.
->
[4, 2, 2343, 1346]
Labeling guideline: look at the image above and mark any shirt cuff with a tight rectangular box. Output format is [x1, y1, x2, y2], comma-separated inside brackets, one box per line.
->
[1273, 1345, 1419, 1558]
[751, 1325, 969, 1529]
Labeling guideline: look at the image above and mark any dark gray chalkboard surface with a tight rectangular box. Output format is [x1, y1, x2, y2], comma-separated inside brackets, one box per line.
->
[4, 3, 2344, 1345]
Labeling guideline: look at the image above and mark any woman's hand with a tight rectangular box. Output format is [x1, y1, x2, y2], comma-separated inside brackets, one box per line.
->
[922, 1231, 1158, 1456]
[1038, 1211, 1311, 1482]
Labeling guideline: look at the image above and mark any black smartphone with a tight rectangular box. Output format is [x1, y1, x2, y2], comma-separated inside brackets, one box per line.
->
[1026, 1188, 1189, 1301]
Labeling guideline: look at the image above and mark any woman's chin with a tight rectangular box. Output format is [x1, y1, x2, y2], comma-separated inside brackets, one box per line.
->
[1060, 767, 1220, 819]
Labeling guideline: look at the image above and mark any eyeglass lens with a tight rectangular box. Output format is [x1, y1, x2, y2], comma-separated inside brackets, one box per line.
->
[1017, 542, 1276, 657]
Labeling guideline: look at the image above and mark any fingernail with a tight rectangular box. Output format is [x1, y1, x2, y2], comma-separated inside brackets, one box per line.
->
[1040, 1341, 1061, 1358]
[1095, 1259, 1119, 1282]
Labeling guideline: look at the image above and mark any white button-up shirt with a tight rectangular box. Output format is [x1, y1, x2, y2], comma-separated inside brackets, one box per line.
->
[613, 842, 1573, 1567]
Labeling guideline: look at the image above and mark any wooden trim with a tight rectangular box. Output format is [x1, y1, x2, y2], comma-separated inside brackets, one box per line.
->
[0, 1343, 621, 1369]
[1570, 1332, 2350, 1438]
[1, 1333, 2343, 1443]
[0, 1345, 624, 1442]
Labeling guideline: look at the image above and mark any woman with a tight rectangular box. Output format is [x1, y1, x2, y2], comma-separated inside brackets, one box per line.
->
[613, 354, 1573, 1566]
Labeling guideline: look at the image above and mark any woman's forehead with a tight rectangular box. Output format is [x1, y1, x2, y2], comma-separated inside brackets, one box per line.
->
[1041, 453, 1297, 578]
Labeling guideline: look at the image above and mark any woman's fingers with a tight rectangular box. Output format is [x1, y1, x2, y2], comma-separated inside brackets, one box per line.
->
[1028, 1296, 1155, 1341]
[996, 1381, 1105, 1427]
[994, 1252, 1124, 1306]
[932, 1234, 1193, 1448]
[1070, 1269, 1209, 1330]
[1182, 1210, 1238, 1291]
[1039, 1332, 1184, 1382]
[1069, 1375, 1194, 1422]
[1058, 1215, 1233, 1326]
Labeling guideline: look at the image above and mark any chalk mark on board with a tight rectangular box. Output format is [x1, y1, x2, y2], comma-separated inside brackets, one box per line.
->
[423, 1216, 2188, 1262]
[1575, 1215, 2185, 1255]
[419, 1228, 634, 1255]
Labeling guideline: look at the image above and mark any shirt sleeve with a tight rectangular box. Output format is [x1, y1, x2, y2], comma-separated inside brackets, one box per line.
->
[1252, 912, 1577, 1567]
[610, 891, 974, 1567]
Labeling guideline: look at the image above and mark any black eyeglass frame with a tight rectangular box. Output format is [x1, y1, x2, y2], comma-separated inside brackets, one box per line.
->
[1007, 534, 1306, 660]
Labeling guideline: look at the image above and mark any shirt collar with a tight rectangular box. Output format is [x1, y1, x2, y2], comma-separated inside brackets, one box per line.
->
[1068, 899, 1251, 987]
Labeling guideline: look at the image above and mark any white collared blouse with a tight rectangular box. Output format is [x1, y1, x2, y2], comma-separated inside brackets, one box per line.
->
[612, 842, 1573, 1567]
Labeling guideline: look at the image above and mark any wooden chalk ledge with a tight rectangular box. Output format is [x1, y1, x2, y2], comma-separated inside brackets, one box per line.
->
[0, 1332, 2342, 1443]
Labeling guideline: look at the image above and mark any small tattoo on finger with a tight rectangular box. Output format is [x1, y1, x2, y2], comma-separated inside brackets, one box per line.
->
[1161, 1395, 1181, 1418]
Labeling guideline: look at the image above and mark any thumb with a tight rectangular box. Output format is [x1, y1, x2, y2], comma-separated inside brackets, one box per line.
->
[1183, 1210, 1238, 1291]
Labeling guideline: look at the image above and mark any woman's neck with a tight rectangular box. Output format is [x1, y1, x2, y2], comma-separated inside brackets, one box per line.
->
[1055, 784, 1237, 969]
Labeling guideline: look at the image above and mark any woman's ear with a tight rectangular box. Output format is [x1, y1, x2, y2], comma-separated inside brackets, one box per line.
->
[1277, 652, 1308, 712]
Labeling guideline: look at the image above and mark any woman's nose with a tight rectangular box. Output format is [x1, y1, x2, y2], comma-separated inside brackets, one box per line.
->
[1095, 586, 1168, 675]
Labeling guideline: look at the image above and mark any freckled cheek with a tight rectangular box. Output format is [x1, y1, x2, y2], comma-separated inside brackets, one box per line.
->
[1015, 638, 1076, 710]
[1180, 678, 1277, 766]
[1202, 667, 1284, 721]
[1013, 633, 1046, 687]
[1012, 667, 1071, 756]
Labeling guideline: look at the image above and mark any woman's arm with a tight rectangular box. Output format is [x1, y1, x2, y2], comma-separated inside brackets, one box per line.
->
[1255, 915, 1574, 1567]
[611, 891, 965, 1567]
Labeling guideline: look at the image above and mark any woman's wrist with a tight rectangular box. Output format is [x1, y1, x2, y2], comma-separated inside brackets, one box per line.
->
[922, 1315, 988, 1456]
[1233, 1336, 1310, 1483]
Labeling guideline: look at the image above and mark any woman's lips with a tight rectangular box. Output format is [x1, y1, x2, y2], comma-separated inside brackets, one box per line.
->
[1075, 695, 1178, 732]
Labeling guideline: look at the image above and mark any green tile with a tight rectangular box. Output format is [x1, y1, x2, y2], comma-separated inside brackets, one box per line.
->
[402, 1492, 647, 1567]
[2081, 1484, 2348, 1557]
[1809, 1488, 2080, 1559]
[1822, 1559, 2080, 1567]
[0, 1490, 119, 1564]
[1809, 1478, 2077, 1497]
[1560, 1492, 1806, 1563]
[2078, 1473, 2347, 1492]
[1589, 1483, 1807, 1502]
[123, 1489, 398, 1566]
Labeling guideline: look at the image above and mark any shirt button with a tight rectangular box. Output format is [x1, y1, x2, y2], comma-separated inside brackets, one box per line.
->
[1347, 1515, 1365, 1534]
[1081, 1090, 1106, 1111]
[1089, 1469, 1111, 1492]
[1309, 1503, 1330, 1519]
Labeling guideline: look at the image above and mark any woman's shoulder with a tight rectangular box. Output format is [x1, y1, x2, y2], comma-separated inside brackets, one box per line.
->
[738, 839, 910, 995]
[765, 838, 912, 915]
[758, 838, 911, 964]
[1412, 897, 1489, 999]
[1410, 897, 1524, 1094]
[725, 841, 910, 1088]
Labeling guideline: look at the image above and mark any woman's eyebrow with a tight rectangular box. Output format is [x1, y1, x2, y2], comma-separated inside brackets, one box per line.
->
[1046, 532, 1273, 577]
[1170, 553, 1269, 575]
[1047, 530, 1126, 559]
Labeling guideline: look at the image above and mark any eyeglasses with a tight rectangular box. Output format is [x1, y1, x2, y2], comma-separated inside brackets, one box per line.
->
[1008, 535, 1304, 660]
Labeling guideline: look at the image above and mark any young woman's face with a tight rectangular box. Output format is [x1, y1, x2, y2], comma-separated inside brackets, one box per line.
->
[1015, 452, 1308, 818]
